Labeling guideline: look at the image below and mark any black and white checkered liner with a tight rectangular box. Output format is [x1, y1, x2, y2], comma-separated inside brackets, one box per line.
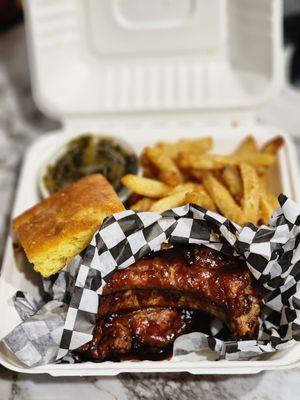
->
[3, 194, 300, 365]
[56, 193, 300, 361]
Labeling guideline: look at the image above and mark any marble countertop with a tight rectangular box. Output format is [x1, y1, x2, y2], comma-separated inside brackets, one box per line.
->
[1, 24, 300, 400]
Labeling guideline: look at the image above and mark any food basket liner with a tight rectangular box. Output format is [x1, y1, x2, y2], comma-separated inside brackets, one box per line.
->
[3, 194, 300, 366]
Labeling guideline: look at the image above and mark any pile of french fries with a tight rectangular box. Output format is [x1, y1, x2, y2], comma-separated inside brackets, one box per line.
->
[121, 135, 283, 226]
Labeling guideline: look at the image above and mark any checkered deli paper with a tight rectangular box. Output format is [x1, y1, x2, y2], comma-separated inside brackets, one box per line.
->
[3, 194, 300, 366]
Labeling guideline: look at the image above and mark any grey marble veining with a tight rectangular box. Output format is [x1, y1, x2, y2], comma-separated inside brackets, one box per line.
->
[0, 366, 300, 400]
[1, 23, 300, 400]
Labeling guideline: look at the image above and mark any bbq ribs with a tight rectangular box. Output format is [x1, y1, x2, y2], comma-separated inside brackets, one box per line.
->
[75, 245, 263, 362]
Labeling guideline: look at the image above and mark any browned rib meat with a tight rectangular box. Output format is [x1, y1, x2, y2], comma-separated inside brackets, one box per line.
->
[76, 245, 263, 362]
[76, 308, 196, 362]
[99, 289, 226, 322]
[103, 246, 248, 303]
[102, 246, 263, 339]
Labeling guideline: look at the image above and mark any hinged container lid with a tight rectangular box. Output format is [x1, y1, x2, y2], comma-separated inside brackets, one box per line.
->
[24, 0, 283, 123]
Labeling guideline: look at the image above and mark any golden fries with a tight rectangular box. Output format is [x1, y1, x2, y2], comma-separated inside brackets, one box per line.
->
[202, 174, 247, 225]
[150, 183, 200, 211]
[240, 163, 260, 225]
[258, 177, 279, 224]
[188, 169, 206, 182]
[185, 189, 216, 212]
[122, 134, 284, 226]
[121, 175, 170, 198]
[145, 147, 183, 186]
[170, 182, 202, 195]
[177, 154, 233, 170]
[259, 194, 278, 225]
[177, 152, 275, 171]
[156, 137, 213, 159]
[140, 151, 156, 178]
[235, 135, 258, 154]
[130, 197, 154, 211]
[261, 136, 284, 155]
[222, 166, 243, 199]
[149, 183, 197, 211]
[150, 192, 187, 212]
[236, 153, 275, 167]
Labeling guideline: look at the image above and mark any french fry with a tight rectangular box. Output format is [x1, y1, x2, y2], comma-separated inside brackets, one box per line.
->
[222, 166, 243, 198]
[121, 175, 170, 198]
[157, 137, 213, 159]
[150, 192, 187, 212]
[145, 147, 183, 186]
[140, 149, 151, 168]
[237, 153, 275, 167]
[170, 182, 202, 195]
[256, 136, 283, 176]
[256, 169, 266, 179]
[185, 189, 216, 211]
[258, 173, 268, 191]
[212, 169, 224, 182]
[131, 133, 283, 226]
[259, 193, 279, 225]
[150, 182, 205, 211]
[127, 192, 142, 206]
[258, 176, 279, 224]
[142, 166, 155, 178]
[177, 152, 275, 171]
[235, 135, 258, 154]
[188, 169, 206, 182]
[240, 163, 260, 225]
[202, 173, 247, 225]
[261, 136, 284, 155]
[140, 150, 157, 178]
[177, 154, 233, 170]
[130, 197, 154, 211]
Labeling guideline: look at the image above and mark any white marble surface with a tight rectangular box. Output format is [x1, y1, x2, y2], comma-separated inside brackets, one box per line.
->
[1, 23, 300, 400]
[0, 368, 300, 400]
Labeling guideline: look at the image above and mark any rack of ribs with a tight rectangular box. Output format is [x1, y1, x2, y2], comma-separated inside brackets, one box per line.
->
[75, 245, 264, 362]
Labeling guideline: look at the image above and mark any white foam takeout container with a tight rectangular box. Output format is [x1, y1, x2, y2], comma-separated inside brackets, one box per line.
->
[1, 124, 300, 376]
[1, 0, 300, 376]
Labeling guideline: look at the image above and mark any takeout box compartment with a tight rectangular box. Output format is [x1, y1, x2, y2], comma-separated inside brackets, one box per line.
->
[1, 0, 299, 376]
[0, 123, 299, 376]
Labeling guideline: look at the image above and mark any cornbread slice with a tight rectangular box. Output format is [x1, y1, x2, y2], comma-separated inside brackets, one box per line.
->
[13, 174, 124, 277]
